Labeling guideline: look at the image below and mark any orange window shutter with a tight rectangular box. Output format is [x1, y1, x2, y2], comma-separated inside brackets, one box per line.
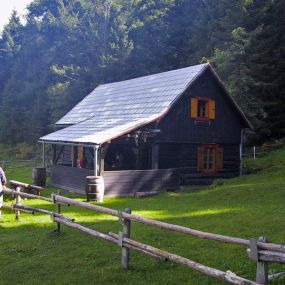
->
[78, 145, 84, 160]
[215, 146, 224, 171]
[191, 98, 198, 118]
[197, 146, 204, 171]
[208, 100, 216, 119]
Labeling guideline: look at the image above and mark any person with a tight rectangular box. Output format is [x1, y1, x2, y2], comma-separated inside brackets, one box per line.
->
[0, 166, 7, 219]
[77, 157, 86, 168]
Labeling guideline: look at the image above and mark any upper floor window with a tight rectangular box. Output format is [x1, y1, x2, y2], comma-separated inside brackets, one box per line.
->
[191, 98, 216, 120]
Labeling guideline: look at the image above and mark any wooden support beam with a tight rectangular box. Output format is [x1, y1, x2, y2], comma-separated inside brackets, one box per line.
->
[52, 145, 57, 165]
[42, 143, 46, 168]
[151, 143, 159, 169]
[94, 145, 99, 176]
[100, 143, 110, 159]
[54, 146, 65, 165]
[100, 159, 105, 174]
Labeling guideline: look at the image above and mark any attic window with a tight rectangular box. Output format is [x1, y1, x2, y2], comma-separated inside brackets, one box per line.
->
[191, 98, 216, 120]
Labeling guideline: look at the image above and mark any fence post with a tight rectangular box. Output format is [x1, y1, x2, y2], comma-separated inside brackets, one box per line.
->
[253, 146, 256, 160]
[56, 190, 61, 233]
[249, 236, 269, 284]
[256, 236, 268, 284]
[15, 186, 21, 220]
[121, 208, 131, 269]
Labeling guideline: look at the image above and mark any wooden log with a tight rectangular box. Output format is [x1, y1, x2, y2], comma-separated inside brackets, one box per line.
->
[13, 205, 34, 214]
[10, 180, 44, 192]
[109, 232, 167, 261]
[54, 216, 165, 262]
[2, 188, 53, 202]
[268, 272, 285, 281]
[53, 217, 117, 243]
[109, 232, 261, 285]
[247, 249, 285, 264]
[13, 204, 74, 222]
[134, 191, 159, 198]
[54, 217, 260, 285]
[15, 187, 21, 220]
[53, 194, 285, 254]
[2, 204, 33, 214]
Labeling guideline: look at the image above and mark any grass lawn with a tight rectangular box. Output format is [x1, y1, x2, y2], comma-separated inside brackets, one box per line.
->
[1, 149, 285, 285]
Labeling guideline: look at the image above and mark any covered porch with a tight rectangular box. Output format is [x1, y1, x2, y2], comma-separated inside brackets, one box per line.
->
[41, 131, 179, 197]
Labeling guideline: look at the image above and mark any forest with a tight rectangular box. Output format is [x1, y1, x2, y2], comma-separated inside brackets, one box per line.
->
[0, 0, 284, 145]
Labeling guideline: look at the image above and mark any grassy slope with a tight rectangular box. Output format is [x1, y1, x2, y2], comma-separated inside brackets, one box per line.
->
[1, 149, 285, 285]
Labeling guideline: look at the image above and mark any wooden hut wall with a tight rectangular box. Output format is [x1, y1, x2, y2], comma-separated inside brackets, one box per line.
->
[50, 165, 179, 196]
[158, 142, 240, 177]
[60, 145, 94, 168]
[155, 68, 243, 144]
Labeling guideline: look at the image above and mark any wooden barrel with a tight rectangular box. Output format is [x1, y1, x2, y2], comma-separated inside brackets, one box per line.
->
[32, 167, 46, 187]
[86, 176, 105, 202]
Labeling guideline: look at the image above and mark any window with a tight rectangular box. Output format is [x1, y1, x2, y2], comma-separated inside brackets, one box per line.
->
[191, 98, 216, 120]
[197, 144, 223, 174]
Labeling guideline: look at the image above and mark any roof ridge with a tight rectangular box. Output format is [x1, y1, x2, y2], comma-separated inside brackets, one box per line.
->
[97, 63, 209, 88]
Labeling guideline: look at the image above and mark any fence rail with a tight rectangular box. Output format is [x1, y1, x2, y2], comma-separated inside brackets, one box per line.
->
[0, 184, 284, 285]
[243, 143, 285, 159]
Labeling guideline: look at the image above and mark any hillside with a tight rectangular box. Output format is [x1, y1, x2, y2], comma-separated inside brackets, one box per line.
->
[0, 0, 284, 144]
[1, 148, 285, 284]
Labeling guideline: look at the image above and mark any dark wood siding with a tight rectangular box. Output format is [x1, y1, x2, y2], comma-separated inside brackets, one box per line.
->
[155, 68, 243, 144]
[51, 166, 179, 197]
[158, 143, 240, 178]
[62, 146, 94, 168]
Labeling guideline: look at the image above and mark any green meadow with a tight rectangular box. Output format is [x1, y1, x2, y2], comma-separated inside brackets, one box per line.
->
[1, 149, 284, 284]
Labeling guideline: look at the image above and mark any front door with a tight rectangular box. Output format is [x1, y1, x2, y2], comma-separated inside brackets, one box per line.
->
[197, 144, 223, 175]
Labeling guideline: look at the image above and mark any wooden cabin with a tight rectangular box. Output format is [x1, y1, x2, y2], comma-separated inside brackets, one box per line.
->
[39, 63, 252, 197]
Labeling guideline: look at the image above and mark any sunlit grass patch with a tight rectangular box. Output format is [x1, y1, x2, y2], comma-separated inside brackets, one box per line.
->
[0, 148, 285, 284]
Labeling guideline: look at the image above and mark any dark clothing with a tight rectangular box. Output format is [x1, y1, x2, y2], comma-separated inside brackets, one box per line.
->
[0, 167, 7, 185]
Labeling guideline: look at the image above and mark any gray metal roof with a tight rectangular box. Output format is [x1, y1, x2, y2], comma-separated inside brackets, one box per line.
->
[40, 63, 208, 145]
[56, 63, 208, 125]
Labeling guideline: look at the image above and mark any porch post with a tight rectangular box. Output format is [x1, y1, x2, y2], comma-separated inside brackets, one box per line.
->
[94, 145, 99, 176]
[52, 145, 56, 165]
[42, 143, 46, 168]
[239, 129, 243, 176]
[151, 143, 159, 169]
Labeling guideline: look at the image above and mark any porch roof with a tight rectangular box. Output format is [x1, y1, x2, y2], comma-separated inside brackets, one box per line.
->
[39, 114, 159, 145]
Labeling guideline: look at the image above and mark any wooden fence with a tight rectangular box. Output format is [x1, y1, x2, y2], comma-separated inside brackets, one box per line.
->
[1, 182, 284, 285]
[243, 143, 285, 159]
